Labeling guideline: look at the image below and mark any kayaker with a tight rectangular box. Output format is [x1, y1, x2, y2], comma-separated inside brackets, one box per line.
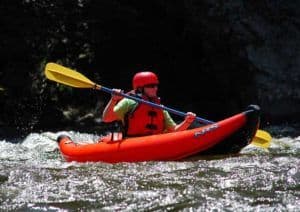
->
[101, 71, 196, 139]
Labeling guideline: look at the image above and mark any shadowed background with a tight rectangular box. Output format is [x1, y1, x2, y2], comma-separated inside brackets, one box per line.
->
[1, 0, 299, 138]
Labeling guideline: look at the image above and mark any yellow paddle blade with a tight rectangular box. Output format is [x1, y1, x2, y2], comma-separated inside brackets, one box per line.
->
[252, 129, 272, 149]
[45, 62, 97, 88]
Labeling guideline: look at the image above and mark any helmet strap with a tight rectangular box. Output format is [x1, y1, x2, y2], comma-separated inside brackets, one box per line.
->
[135, 87, 143, 94]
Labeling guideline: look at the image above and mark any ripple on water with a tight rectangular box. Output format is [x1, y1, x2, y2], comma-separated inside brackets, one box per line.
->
[0, 129, 299, 211]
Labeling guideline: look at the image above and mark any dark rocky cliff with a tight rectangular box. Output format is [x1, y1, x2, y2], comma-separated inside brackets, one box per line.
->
[1, 0, 299, 138]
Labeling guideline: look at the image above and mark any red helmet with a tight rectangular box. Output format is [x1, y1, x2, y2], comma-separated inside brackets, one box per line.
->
[132, 71, 159, 89]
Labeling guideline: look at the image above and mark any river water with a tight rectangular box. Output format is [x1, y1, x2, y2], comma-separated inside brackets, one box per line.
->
[0, 126, 299, 211]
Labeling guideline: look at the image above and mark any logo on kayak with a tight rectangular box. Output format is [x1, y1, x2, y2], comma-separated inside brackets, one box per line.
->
[194, 124, 218, 137]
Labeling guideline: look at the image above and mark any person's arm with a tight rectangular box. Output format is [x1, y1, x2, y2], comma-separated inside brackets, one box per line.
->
[173, 112, 196, 131]
[164, 111, 196, 132]
[102, 89, 123, 122]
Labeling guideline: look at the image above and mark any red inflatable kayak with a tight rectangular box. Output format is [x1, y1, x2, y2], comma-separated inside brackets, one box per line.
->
[57, 105, 260, 163]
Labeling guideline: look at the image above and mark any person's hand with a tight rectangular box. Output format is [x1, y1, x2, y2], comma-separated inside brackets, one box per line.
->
[111, 89, 123, 102]
[185, 112, 196, 124]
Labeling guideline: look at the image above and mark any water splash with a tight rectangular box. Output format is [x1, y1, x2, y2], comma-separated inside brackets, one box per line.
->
[0, 128, 299, 211]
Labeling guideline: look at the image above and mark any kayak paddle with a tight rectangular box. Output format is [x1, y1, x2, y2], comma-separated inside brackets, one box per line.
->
[252, 129, 272, 148]
[45, 62, 272, 148]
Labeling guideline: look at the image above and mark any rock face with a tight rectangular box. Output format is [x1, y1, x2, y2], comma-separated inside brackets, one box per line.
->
[226, 1, 300, 123]
[0, 1, 299, 137]
[184, 1, 300, 123]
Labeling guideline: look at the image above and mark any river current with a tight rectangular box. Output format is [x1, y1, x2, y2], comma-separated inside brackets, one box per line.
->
[0, 125, 299, 211]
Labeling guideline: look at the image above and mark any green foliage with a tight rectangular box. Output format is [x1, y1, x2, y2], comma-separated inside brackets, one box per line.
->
[1, 0, 298, 137]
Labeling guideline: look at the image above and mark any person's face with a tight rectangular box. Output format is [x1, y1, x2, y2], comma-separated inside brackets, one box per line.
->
[143, 84, 158, 98]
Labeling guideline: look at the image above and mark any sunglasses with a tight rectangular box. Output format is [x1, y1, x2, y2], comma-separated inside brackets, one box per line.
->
[144, 84, 158, 88]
